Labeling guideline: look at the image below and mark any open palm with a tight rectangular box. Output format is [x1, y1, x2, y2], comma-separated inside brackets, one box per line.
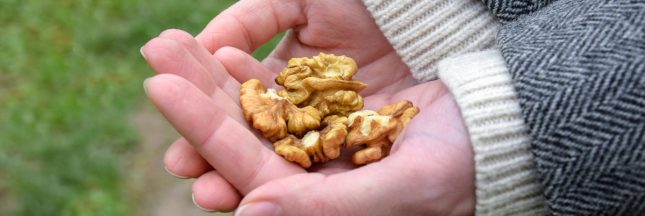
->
[143, 46, 475, 214]
[231, 81, 477, 215]
[142, 0, 474, 214]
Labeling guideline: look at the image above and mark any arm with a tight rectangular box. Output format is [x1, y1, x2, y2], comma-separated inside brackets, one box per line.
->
[144, 0, 490, 213]
[491, 0, 645, 214]
[363, 0, 547, 214]
[441, 0, 645, 214]
[373, 0, 645, 214]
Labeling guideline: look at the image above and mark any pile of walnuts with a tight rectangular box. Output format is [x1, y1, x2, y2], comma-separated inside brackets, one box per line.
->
[240, 53, 419, 168]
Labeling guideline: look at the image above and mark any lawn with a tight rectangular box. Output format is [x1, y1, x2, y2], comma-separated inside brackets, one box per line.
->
[0, 0, 280, 215]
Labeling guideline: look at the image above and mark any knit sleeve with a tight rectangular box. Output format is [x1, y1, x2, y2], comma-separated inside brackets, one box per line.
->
[438, 50, 547, 215]
[361, 0, 498, 82]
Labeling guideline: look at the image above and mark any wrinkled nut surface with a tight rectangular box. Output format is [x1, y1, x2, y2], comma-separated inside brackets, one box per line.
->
[273, 116, 348, 168]
[240, 79, 322, 142]
[346, 100, 420, 165]
[275, 53, 367, 116]
[240, 54, 420, 168]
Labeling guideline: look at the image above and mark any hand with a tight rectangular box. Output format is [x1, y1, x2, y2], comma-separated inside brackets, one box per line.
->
[144, 70, 475, 215]
[142, 0, 417, 208]
[195, 0, 418, 95]
[230, 80, 477, 216]
[141, 0, 474, 214]
[142, 0, 415, 182]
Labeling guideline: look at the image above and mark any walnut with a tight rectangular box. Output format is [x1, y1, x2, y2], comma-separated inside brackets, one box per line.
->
[273, 116, 348, 168]
[346, 100, 419, 165]
[240, 79, 323, 142]
[275, 53, 367, 116]
[240, 54, 421, 167]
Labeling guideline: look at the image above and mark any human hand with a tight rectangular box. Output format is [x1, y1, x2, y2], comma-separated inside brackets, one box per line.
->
[228, 80, 477, 216]
[142, 47, 475, 214]
[142, 0, 418, 208]
[195, 0, 418, 95]
[142, 0, 416, 184]
[141, 0, 474, 214]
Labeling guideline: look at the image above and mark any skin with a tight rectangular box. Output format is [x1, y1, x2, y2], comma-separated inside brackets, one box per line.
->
[141, 0, 475, 215]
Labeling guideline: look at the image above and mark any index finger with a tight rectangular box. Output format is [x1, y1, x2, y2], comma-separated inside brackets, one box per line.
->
[144, 74, 305, 193]
[196, 0, 306, 54]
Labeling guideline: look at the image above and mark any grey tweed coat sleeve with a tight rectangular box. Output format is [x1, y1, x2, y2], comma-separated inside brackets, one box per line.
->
[482, 0, 645, 214]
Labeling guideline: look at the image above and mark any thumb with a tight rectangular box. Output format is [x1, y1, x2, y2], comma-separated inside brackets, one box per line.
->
[234, 162, 424, 216]
[233, 137, 477, 216]
[196, 0, 305, 53]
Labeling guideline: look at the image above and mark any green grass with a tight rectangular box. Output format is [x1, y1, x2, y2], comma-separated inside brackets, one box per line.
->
[0, 0, 281, 215]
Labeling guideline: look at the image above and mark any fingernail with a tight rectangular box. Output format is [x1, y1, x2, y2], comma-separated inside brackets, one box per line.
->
[192, 193, 216, 212]
[140, 47, 147, 59]
[235, 202, 282, 216]
[164, 166, 189, 179]
[143, 78, 151, 95]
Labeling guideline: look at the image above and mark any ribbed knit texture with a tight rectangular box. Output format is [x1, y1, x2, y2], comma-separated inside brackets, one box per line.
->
[438, 50, 547, 215]
[362, 0, 498, 81]
[488, 0, 645, 214]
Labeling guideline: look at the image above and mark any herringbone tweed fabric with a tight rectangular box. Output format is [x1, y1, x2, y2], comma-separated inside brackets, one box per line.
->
[481, 0, 557, 22]
[488, 0, 645, 214]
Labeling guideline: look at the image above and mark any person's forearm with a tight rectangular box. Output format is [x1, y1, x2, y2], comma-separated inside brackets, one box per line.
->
[360, 0, 551, 214]
[491, 0, 645, 214]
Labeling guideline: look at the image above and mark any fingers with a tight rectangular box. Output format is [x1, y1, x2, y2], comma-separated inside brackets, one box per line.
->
[141, 32, 240, 100]
[142, 35, 246, 123]
[261, 30, 315, 72]
[145, 74, 304, 194]
[214, 47, 276, 87]
[158, 29, 242, 97]
[164, 138, 211, 178]
[196, 0, 306, 53]
[192, 170, 241, 212]
[141, 36, 217, 95]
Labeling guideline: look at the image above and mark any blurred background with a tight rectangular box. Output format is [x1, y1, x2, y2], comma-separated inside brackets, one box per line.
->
[0, 0, 281, 215]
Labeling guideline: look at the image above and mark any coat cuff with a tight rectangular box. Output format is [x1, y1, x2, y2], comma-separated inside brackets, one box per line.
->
[437, 50, 547, 215]
[362, 0, 498, 81]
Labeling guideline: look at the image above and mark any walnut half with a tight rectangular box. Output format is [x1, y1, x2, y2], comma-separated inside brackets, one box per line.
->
[273, 116, 348, 168]
[346, 100, 420, 165]
[240, 54, 421, 167]
[240, 79, 323, 142]
[275, 53, 368, 116]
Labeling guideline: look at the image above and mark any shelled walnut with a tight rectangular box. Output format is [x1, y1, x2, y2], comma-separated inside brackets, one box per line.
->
[239, 54, 420, 168]
[239, 79, 322, 142]
[273, 116, 348, 168]
[346, 100, 419, 165]
[275, 53, 367, 116]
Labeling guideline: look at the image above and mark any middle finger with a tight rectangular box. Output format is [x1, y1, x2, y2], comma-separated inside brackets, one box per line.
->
[142, 36, 245, 124]
[158, 29, 241, 100]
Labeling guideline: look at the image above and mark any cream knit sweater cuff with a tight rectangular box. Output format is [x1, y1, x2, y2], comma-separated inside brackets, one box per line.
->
[438, 50, 547, 215]
[362, 0, 498, 81]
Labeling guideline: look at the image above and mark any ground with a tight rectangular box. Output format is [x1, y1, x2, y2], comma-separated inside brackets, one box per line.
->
[131, 103, 231, 216]
[0, 1, 278, 214]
